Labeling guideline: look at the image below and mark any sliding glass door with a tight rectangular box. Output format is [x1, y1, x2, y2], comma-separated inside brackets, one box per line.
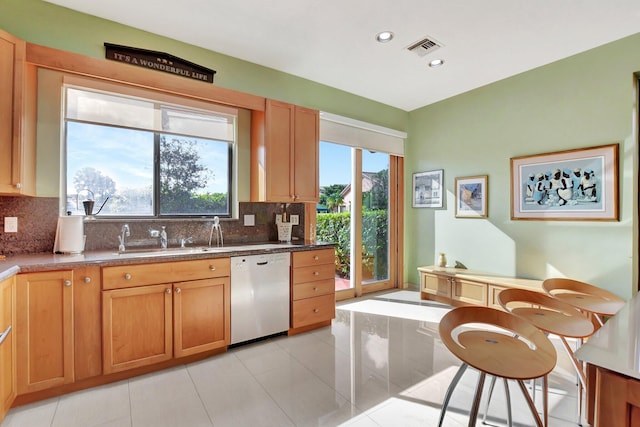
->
[318, 141, 400, 298]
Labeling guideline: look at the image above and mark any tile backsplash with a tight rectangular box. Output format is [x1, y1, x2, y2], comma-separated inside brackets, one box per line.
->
[0, 197, 305, 255]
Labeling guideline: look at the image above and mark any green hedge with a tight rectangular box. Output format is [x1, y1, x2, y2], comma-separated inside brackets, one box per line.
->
[316, 210, 388, 279]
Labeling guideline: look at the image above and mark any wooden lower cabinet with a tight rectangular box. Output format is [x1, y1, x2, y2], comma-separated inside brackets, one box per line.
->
[290, 249, 336, 331]
[421, 273, 452, 301]
[16, 271, 74, 394]
[102, 284, 173, 374]
[102, 260, 231, 374]
[452, 278, 487, 306]
[593, 366, 640, 426]
[0, 276, 16, 420]
[173, 278, 230, 358]
[73, 266, 102, 380]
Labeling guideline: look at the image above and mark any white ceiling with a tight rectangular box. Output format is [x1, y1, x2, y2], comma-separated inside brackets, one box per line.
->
[43, 0, 640, 111]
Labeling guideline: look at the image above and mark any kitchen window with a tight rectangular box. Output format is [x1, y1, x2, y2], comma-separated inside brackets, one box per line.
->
[63, 83, 237, 217]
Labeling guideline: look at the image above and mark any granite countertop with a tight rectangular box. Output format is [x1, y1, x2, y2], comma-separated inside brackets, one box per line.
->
[0, 241, 335, 280]
[575, 292, 639, 380]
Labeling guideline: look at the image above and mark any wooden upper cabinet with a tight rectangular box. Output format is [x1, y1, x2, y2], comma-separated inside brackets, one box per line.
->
[251, 99, 319, 202]
[0, 29, 36, 196]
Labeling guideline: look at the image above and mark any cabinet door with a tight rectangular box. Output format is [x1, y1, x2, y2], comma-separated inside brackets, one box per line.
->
[16, 271, 74, 393]
[173, 277, 230, 358]
[102, 284, 172, 374]
[0, 276, 16, 419]
[73, 266, 102, 380]
[421, 273, 451, 299]
[595, 367, 640, 426]
[292, 106, 319, 202]
[265, 99, 295, 201]
[0, 29, 35, 196]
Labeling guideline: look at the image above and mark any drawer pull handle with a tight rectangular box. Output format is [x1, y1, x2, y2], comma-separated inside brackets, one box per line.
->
[313, 309, 319, 313]
[165, 288, 172, 294]
[313, 271, 319, 276]
[124, 273, 132, 280]
[313, 287, 318, 292]
[84, 277, 91, 284]
[64, 280, 72, 287]
[175, 287, 181, 294]
[314, 256, 319, 260]
[0, 325, 11, 345]
[209, 266, 216, 271]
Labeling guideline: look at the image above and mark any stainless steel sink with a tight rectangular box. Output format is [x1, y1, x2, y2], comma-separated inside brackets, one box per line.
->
[112, 242, 296, 258]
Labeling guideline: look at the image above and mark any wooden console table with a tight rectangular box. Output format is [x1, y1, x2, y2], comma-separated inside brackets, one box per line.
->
[417, 266, 543, 309]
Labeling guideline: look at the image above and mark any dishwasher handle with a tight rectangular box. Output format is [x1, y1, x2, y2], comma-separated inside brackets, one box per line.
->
[0, 325, 11, 346]
[256, 261, 269, 266]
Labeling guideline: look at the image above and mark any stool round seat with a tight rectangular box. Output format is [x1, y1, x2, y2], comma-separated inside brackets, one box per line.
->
[440, 306, 556, 381]
[542, 278, 624, 317]
[498, 288, 595, 339]
[438, 306, 557, 427]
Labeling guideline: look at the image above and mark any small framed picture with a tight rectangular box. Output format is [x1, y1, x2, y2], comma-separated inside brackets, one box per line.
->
[510, 144, 619, 221]
[455, 175, 488, 218]
[412, 170, 444, 208]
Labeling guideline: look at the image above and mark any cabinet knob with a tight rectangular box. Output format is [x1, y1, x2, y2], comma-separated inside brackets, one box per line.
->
[313, 287, 318, 292]
[15, 183, 22, 189]
[84, 277, 91, 284]
[314, 255, 319, 260]
[64, 280, 72, 287]
[209, 265, 216, 271]
[175, 287, 181, 294]
[124, 273, 132, 280]
[165, 288, 172, 294]
[313, 308, 319, 313]
[313, 271, 319, 276]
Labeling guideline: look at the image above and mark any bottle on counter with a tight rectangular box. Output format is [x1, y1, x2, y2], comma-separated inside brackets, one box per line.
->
[438, 252, 447, 268]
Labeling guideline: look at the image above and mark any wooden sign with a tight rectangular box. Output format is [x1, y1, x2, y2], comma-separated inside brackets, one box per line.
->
[104, 43, 216, 83]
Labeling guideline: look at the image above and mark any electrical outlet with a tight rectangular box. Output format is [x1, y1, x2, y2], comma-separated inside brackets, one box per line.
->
[243, 214, 255, 226]
[290, 214, 299, 225]
[4, 217, 18, 233]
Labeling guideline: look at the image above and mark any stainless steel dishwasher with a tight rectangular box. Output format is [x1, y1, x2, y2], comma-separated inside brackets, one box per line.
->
[230, 252, 291, 345]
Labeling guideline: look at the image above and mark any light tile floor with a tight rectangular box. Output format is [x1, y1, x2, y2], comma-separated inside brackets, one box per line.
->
[2, 290, 583, 427]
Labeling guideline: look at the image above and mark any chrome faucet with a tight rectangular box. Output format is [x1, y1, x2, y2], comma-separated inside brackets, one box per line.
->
[160, 226, 167, 249]
[208, 216, 223, 247]
[180, 237, 193, 248]
[118, 224, 130, 252]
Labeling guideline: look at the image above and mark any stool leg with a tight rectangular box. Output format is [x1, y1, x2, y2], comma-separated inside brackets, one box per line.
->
[481, 375, 497, 424]
[517, 379, 545, 427]
[438, 363, 468, 427]
[503, 379, 512, 427]
[468, 372, 487, 427]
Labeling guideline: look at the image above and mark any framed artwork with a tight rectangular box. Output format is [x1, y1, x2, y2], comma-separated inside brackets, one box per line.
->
[510, 144, 618, 221]
[455, 175, 488, 218]
[412, 169, 443, 208]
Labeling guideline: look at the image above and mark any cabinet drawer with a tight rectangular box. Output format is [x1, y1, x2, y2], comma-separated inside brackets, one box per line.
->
[452, 279, 487, 306]
[292, 278, 334, 301]
[292, 263, 335, 284]
[103, 258, 230, 290]
[292, 249, 334, 268]
[422, 274, 451, 298]
[291, 294, 335, 328]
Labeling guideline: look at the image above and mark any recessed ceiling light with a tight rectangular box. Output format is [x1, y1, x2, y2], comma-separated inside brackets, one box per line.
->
[376, 31, 394, 43]
[429, 59, 445, 67]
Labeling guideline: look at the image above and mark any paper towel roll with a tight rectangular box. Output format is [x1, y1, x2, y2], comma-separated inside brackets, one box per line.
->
[54, 216, 85, 254]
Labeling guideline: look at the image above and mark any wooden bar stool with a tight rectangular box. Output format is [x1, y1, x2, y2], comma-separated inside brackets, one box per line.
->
[542, 278, 625, 328]
[498, 288, 595, 391]
[438, 306, 557, 427]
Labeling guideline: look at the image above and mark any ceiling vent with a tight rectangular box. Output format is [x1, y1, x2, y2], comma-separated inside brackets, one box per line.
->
[406, 36, 442, 57]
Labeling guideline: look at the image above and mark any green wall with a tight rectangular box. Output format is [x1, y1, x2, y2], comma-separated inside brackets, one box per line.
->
[405, 34, 640, 299]
[3, 0, 638, 298]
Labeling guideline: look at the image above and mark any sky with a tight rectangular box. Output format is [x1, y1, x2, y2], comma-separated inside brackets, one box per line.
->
[319, 141, 390, 188]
